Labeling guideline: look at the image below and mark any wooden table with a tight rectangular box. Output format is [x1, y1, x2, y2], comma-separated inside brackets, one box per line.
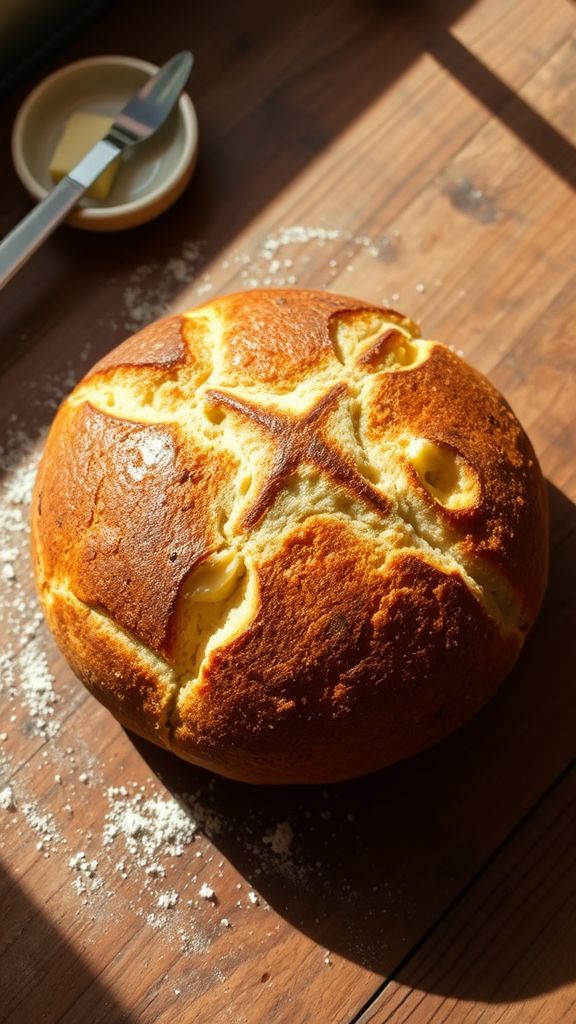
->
[1, 1, 574, 1021]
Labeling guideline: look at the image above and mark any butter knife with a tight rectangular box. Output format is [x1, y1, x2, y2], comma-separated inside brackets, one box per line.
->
[0, 50, 193, 290]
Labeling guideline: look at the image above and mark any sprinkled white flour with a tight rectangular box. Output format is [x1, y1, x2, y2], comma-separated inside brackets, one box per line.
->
[0, 785, 16, 811]
[0, 224, 408, 956]
[0, 406, 61, 745]
[121, 240, 205, 331]
[21, 800, 61, 852]
[18, 640, 60, 738]
[120, 222, 425, 331]
[68, 851, 103, 895]
[263, 821, 294, 856]
[103, 787, 199, 863]
[157, 889, 179, 909]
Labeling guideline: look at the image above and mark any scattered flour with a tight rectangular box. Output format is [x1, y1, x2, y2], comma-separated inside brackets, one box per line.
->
[103, 787, 199, 865]
[121, 240, 205, 331]
[21, 800, 61, 852]
[120, 223, 412, 331]
[157, 889, 179, 909]
[263, 822, 294, 856]
[18, 641, 60, 738]
[0, 785, 16, 811]
[0, 412, 59, 742]
[68, 851, 103, 895]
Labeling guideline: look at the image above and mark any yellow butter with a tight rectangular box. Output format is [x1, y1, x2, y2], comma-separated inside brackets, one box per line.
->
[407, 437, 478, 510]
[49, 112, 120, 201]
[185, 550, 245, 604]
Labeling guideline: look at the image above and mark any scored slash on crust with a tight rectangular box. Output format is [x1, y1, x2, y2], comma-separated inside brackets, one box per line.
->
[204, 383, 391, 530]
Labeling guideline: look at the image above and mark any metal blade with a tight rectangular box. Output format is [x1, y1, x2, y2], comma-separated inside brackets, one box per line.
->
[0, 51, 194, 288]
[109, 51, 194, 147]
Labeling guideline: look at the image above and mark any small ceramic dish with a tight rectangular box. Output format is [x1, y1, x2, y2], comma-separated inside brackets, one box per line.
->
[11, 55, 198, 231]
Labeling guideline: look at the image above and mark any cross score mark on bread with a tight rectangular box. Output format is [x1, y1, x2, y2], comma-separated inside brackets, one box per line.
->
[32, 290, 548, 784]
[204, 383, 391, 530]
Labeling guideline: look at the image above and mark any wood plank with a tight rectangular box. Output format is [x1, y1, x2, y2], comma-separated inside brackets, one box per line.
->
[1, 1, 575, 1023]
[1, 0, 573, 372]
[355, 765, 576, 1024]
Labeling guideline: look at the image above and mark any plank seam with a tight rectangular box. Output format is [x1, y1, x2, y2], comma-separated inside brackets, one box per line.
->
[346, 756, 575, 1024]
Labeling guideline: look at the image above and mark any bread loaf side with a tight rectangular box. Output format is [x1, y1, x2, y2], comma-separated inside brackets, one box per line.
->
[31, 289, 548, 783]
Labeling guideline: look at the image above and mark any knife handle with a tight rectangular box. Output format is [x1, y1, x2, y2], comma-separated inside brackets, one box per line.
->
[0, 176, 86, 290]
[0, 139, 122, 290]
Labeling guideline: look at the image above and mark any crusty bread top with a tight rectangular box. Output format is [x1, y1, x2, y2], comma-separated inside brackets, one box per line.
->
[31, 289, 548, 780]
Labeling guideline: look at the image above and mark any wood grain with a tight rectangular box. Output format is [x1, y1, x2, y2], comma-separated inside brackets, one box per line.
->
[0, 1, 575, 1022]
[355, 765, 576, 1023]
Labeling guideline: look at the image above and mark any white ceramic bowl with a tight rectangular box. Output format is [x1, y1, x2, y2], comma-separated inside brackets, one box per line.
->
[11, 55, 199, 231]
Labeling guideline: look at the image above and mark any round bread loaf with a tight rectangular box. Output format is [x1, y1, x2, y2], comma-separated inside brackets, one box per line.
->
[32, 289, 548, 784]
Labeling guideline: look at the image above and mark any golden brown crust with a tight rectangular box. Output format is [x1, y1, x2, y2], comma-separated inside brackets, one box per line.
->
[43, 588, 174, 746]
[86, 315, 187, 377]
[207, 288, 375, 389]
[174, 518, 519, 783]
[366, 344, 549, 617]
[33, 401, 235, 654]
[31, 288, 549, 784]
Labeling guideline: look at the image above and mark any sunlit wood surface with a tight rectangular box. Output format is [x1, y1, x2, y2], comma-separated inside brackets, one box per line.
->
[0, 1, 574, 1021]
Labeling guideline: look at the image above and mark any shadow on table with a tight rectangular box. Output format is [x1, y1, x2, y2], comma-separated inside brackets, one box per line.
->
[430, 29, 576, 190]
[2, 0, 572, 390]
[0, 864, 132, 1024]
[132, 480, 576, 1006]
[0, 0, 473, 369]
[2, 0, 572, 381]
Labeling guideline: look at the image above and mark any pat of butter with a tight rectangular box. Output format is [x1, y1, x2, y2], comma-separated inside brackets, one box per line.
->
[49, 112, 120, 201]
[407, 437, 478, 509]
[186, 551, 245, 604]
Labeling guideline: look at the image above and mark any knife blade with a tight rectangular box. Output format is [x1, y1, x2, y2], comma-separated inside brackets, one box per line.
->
[0, 51, 193, 290]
